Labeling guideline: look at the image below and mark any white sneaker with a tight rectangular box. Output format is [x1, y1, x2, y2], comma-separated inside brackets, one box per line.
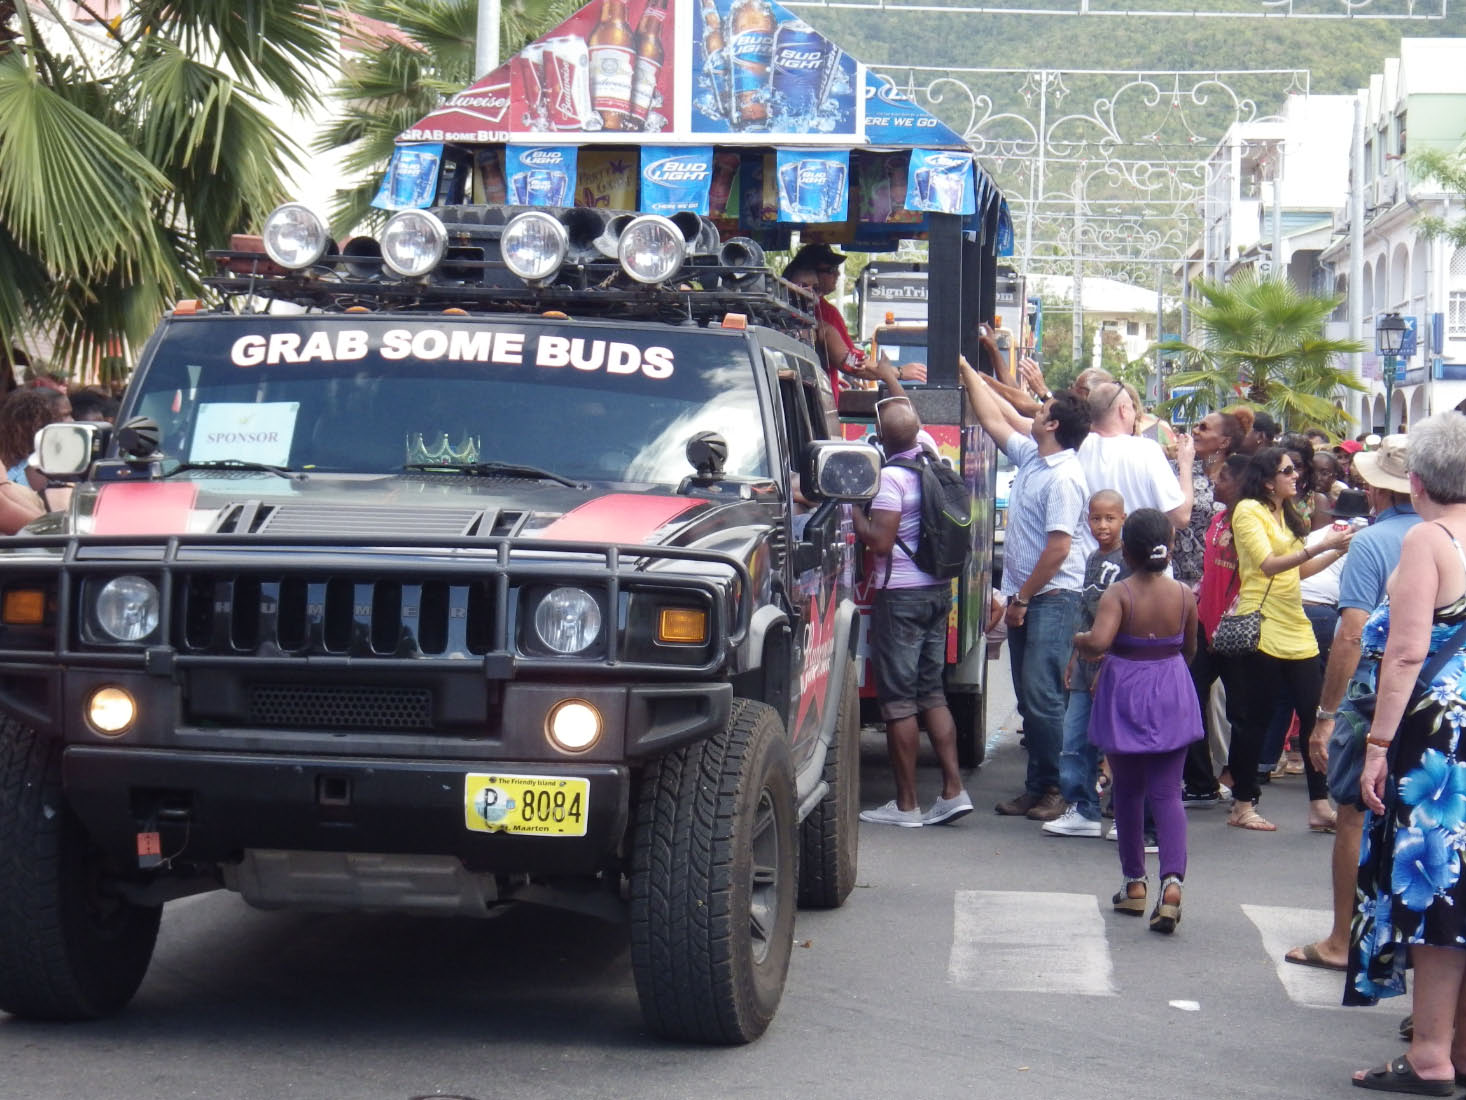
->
[922, 791, 974, 826]
[1041, 806, 1102, 837]
[860, 800, 924, 828]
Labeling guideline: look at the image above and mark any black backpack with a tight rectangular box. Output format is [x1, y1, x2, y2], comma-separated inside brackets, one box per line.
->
[884, 449, 975, 580]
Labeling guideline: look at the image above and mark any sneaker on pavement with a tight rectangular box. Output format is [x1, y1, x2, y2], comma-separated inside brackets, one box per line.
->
[859, 800, 924, 828]
[1025, 788, 1067, 822]
[994, 790, 1040, 816]
[1182, 787, 1223, 808]
[1042, 806, 1103, 837]
[1106, 826, 1160, 853]
[923, 791, 974, 826]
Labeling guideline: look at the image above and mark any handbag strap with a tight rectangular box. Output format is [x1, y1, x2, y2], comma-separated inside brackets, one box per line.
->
[1415, 617, 1466, 694]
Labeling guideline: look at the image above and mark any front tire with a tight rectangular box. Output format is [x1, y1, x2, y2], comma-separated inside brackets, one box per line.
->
[629, 700, 797, 1044]
[798, 659, 859, 908]
[0, 718, 161, 1020]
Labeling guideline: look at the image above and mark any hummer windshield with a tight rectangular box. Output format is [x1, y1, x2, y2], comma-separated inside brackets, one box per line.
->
[124, 317, 771, 486]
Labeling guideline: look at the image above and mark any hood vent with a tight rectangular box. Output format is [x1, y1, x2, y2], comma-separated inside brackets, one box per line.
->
[465, 509, 528, 538]
[211, 501, 277, 534]
[256, 503, 482, 538]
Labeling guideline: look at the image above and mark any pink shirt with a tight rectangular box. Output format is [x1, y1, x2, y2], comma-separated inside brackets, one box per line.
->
[870, 444, 944, 589]
[1197, 510, 1238, 637]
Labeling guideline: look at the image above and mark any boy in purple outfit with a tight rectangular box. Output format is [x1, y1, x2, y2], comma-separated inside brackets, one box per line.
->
[853, 397, 972, 827]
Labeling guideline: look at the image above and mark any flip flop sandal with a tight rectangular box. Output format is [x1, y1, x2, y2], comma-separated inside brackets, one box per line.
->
[1284, 943, 1347, 971]
[1227, 807, 1277, 832]
[1352, 1056, 1454, 1095]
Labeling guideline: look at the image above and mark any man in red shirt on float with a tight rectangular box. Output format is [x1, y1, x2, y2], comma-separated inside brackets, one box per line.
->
[784, 244, 926, 392]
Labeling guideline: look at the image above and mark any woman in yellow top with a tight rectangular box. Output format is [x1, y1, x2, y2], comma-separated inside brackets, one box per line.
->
[1225, 447, 1353, 831]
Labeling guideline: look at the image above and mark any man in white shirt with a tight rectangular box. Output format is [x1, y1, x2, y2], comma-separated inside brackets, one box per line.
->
[1074, 382, 1194, 559]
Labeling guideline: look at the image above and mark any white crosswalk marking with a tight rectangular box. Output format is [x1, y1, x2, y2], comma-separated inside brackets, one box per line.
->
[949, 890, 1117, 996]
[1242, 903, 1397, 1013]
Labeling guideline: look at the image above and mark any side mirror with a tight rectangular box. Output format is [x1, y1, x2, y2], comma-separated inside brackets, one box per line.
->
[802, 440, 882, 503]
[35, 422, 111, 479]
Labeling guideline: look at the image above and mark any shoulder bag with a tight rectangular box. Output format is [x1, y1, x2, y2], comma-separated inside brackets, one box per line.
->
[1210, 576, 1272, 658]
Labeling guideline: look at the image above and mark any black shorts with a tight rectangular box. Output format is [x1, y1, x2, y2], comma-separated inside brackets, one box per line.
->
[871, 584, 951, 721]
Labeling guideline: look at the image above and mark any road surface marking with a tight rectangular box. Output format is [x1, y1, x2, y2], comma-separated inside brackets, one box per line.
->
[949, 890, 1116, 996]
[1242, 903, 1396, 1013]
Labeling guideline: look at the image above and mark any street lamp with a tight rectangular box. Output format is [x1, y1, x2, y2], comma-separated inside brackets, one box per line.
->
[1377, 312, 1407, 433]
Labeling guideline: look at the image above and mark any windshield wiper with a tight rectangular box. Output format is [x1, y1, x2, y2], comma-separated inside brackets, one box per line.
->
[163, 460, 302, 481]
[403, 460, 586, 490]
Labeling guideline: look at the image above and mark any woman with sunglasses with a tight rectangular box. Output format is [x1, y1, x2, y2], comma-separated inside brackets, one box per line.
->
[1224, 447, 1353, 831]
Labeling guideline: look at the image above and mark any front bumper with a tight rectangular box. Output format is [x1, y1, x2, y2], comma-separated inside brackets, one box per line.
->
[64, 746, 631, 877]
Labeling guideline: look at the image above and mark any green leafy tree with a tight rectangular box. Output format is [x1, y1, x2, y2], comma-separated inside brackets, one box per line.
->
[1412, 143, 1466, 247]
[0, 1, 340, 373]
[1157, 272, 1364, 436]
[319, 0, 581, 236]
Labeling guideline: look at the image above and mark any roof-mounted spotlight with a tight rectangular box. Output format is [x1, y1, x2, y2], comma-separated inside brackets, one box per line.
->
[261, 203, 331, 271]
[380, 209, 448, 278]
[501, 211, 569, 283]
[617, 215, 687, 286]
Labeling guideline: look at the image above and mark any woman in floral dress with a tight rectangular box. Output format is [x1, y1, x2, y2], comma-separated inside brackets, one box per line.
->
[1348, 412, 1466, 1095]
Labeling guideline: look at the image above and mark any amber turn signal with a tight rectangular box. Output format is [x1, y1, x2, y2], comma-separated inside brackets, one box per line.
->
[2, 589, 45, 625]
[657, 608, 707, 645]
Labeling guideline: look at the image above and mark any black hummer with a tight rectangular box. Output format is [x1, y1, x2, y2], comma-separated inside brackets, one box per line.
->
[0, 203, 880, 1043]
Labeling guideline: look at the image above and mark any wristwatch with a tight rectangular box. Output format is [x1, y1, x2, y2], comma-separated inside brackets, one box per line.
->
[1012, 594, 1030, 606]
[1316, 707, 1337, 721]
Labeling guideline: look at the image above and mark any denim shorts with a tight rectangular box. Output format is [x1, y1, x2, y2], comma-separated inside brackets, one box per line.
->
[871, 584, 952, 720]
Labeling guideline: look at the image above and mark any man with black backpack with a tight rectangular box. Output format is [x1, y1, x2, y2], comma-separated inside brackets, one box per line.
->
[852, 396, 975, 827]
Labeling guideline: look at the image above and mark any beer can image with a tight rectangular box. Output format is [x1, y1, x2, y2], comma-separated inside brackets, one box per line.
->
[512, 52, 546, 125]
[912, 167, 931, 207]
[542, 36, 595, 129]
[795, 160, 845, 221]
[771, 20, 827, 117]
[776, 161, 801, 211]
[928, 165, 965, 212]
[389, 149, 440, 209]
[509, 171, 531, 205]
[526, 169, 568, 206]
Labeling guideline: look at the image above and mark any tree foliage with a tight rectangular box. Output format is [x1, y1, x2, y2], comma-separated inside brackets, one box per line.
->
[1412, 144, 1466, 248]
[0, 1, 340, 373]
[1157, 273, 1364, 436]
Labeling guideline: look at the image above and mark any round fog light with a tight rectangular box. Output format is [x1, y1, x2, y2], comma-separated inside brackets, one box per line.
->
[380, 209, 448, 277]
[547, 699, 601, 753]
[95, 575, 160, 642]
[262, 203, 330, 270]
[617, 215, 686, 285]
[88, 687, 136, 736]
[502, 211, 569, 283]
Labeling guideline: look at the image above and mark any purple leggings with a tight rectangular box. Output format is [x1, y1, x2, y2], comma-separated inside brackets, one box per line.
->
[1108, 747, 1188, 881]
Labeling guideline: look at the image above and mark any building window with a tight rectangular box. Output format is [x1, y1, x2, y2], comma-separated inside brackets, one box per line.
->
[1125, 321, 1141, 336]
[1450, 291, 1466, 340]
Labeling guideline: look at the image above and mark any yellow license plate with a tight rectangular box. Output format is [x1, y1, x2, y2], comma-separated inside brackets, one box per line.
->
[464, 773, 589, 837]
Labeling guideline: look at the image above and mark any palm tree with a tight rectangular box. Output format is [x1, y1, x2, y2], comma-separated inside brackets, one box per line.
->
[318, 0, 582, 237]
[0, 2, 342, 375]
[1157, 272, 1365, 437]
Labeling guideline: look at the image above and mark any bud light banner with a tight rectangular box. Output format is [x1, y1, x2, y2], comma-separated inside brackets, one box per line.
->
[775, 149, 848, 223]
[690, 0, 858, 140]
[641, 145, 715, 214]
[371, 143, 444, 210]
[863, 73, 964, 147]
[505, 145, 578, 206]
[904, 149, 975, 217]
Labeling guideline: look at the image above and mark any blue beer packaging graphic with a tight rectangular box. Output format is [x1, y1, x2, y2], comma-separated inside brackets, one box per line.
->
[863, 73, 964, 147]
[371, 143, 444, 210]
[505, 145, 578, 206]
[904, 149, 976, 216]
[640, 146, 715, 215]
[691, 0, 855, 137]
[775, 149, 849, 223]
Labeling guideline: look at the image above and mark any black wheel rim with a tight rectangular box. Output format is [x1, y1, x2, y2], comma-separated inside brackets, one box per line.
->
[748, 787, 780, 966]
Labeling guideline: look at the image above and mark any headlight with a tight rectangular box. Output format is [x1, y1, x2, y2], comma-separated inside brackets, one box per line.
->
[502, 211, 568, 283]
[95, 576, 160, 642]
[380, 209, 447, 277]
[533, 587, 602, 655]
[617, 215, 686, 285]
[262, 203, 331, 270]
[546, 699, 602, 752]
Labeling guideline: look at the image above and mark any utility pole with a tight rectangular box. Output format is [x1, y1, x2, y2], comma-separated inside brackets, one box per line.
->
[476, 0, 501, 79]
[1350, 95, 1365, 428]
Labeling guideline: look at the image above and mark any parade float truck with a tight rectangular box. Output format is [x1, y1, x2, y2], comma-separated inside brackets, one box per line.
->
[0, 0, 1007, 1043]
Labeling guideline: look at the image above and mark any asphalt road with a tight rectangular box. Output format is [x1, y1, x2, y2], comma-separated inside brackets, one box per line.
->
[1, 656, 1414, 1099]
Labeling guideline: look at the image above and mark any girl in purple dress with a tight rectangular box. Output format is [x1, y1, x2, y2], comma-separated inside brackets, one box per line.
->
[1074, 508, 1204, 934]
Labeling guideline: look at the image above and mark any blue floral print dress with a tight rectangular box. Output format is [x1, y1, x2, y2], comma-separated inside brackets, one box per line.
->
[1346, 527, 1466, 1006]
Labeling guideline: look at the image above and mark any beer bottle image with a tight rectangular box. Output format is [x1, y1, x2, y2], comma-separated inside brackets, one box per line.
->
[727, 0, 774, 130]
[628, 0, 668, 130]
[589, 0, 635, 131]
[699, 0, 731, 122]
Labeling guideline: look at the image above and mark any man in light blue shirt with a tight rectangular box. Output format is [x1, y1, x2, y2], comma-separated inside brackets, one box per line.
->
[959, 356, 1090, 820]
[1286, 434, 1418, 972]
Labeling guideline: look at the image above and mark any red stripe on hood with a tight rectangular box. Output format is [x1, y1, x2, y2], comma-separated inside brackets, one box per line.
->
[91, 483, 200, 535]
[534, 494, 698, 543]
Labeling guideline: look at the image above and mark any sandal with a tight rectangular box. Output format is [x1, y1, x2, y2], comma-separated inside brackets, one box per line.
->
[1112, 876, 1147, 916]
[1228, 804, 1277, 832]
[1150, 874, 1182, 934]
[1352, 1055, 1454, 1095]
